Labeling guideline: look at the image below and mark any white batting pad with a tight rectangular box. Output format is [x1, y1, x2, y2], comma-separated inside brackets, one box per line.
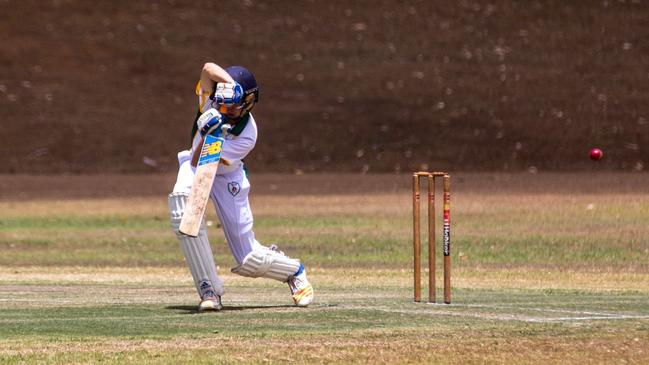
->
[169, 192, 224, 298]
[231, 246, 301, 282]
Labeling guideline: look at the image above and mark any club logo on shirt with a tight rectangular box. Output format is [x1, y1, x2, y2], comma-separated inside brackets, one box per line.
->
[227, 182, 241, 196]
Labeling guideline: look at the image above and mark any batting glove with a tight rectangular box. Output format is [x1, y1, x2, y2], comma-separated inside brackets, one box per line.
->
[196, 108, 224, 136]
[214, 82, 243, 105]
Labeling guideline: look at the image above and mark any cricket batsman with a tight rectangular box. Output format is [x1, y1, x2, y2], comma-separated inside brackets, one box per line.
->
[168, 63, 314, 311]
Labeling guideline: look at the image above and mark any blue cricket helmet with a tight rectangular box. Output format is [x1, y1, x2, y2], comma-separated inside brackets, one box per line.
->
[225, 66, 259, 113]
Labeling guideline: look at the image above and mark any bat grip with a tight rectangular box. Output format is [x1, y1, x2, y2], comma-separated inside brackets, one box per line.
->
[221, 123, 232, 135]
[207, 123, 232, 137]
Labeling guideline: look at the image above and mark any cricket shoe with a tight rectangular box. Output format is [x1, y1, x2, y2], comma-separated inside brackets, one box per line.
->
[198, 295, 223, 312]
[197, 281, 222, 312]
[288, 264, 314, 307]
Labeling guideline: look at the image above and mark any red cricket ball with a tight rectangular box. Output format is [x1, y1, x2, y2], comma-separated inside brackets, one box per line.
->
[589, 148, 603, 161]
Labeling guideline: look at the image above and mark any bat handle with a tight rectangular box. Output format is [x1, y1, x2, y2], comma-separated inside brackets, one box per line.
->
[207, 123, 232, 137]
[220, 123, 232, 136]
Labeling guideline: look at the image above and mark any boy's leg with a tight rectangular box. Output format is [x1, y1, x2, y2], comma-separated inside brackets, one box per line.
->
[169, 151, 224, 311]
[210, 170, 313, 306]
[234, 244, 314, 306]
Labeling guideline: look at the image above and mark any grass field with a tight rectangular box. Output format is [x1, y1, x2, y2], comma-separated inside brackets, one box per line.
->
[1, 173, 649, 364]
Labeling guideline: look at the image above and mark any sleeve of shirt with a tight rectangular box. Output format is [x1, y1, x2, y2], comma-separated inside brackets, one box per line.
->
[220, 133, 256, 164]
[215, 117, 258, 174]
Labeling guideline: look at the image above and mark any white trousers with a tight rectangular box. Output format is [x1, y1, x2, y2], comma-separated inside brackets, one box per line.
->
[172, 150, 262, 264]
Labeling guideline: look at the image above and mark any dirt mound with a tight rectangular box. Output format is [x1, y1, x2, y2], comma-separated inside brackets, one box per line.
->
[1, 1, 648, 173]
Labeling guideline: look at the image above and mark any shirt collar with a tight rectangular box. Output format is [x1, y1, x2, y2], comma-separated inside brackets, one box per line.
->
[228, 113, 250, 136]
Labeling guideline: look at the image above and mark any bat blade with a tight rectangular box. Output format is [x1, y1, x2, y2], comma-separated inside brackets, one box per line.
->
[179, 133, 225, 237]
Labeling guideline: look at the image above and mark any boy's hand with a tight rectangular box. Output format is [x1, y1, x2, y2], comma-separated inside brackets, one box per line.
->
[214, 82, 243, 105]
[196, 108, 223, 136]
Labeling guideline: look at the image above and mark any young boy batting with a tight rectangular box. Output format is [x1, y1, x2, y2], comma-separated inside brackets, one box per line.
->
[168, 63, 314, 311]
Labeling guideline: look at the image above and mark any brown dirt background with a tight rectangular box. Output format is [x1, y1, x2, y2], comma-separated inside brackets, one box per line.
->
[2, 1, 649, 174]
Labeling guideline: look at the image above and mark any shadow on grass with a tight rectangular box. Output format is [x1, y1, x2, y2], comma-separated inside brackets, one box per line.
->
[165, 304, 296, 313]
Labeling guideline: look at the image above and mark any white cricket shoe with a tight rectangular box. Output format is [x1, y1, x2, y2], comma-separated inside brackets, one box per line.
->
[198, 296, 223, 312]
[288, 264, 314, 307]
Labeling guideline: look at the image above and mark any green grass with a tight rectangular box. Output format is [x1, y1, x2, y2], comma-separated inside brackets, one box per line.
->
[2, 205, 648, 267]
[1, 281, 648, 364]
[1, 174, 649, 363]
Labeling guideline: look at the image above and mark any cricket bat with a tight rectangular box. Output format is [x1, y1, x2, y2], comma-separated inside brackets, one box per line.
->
[179, 122, 231, 237]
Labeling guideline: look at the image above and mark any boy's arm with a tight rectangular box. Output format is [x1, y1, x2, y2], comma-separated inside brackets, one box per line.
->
[200, 63, 236, 95]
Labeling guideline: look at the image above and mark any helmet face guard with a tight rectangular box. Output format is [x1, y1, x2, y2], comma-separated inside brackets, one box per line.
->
[220, 66, 259, 119]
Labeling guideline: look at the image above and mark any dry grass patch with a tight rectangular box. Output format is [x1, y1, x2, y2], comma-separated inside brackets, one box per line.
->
[2, 331, 648, 364]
